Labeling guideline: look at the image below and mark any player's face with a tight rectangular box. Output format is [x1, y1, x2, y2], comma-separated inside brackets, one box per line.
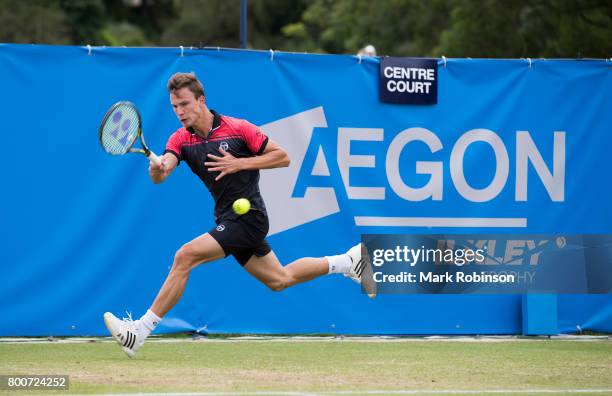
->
[170, 87, 205, 128]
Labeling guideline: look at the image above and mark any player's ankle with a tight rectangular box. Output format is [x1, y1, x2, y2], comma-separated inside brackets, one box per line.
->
[140, 309, 162, 337]
[326, 254, 351, 274]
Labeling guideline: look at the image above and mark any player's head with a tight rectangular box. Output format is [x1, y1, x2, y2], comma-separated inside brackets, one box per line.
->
[167, 72, 206, 128]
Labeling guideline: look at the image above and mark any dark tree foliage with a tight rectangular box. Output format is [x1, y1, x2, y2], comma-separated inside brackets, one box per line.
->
[0, 0, 71, 44]
[60, 0, 106, 45]
[0, 0, 609, 57]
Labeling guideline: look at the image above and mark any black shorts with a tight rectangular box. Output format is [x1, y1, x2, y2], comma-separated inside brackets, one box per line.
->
[208, 210, 271, 266]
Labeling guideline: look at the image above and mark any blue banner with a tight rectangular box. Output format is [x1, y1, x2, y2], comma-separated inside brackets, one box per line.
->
[0, 44, 610, 336]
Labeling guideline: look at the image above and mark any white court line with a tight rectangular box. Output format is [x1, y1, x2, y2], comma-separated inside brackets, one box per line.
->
[2, 335, 609, 344]
[354, 216, 528, 228]
[83, 390, 612, 396]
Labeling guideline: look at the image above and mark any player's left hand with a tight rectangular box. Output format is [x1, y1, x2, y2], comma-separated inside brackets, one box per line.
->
[205, 148, 243, 181]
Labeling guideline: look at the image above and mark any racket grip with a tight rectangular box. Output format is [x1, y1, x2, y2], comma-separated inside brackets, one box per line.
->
[147, 151, 162, 167]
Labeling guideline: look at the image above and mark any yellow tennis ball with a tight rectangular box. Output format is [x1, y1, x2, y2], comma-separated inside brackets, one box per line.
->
[232, 198, 251, 215]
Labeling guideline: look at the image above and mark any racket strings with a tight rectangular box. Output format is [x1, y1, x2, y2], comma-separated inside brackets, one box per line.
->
[100, 104, 140, 154]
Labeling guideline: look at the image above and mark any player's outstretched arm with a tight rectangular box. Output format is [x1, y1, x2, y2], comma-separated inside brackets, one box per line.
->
[149, 153, 179, 184]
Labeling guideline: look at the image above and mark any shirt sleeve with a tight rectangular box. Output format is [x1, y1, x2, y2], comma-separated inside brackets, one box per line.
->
[164, 131, 183, 162]
[240, 120, 269, 155]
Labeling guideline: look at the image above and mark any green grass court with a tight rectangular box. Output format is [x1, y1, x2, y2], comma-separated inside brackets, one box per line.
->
[1, 338, 611, 395]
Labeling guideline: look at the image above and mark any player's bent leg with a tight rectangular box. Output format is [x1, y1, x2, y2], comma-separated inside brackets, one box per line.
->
[244, 244, 375, 297]
[151, 233, 225, 317]
[104, 233, 225, 358]
[244, 250, 328, 291]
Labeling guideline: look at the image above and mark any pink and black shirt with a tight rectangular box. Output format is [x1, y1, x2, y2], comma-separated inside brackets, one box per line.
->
[164, 110, 269, 222]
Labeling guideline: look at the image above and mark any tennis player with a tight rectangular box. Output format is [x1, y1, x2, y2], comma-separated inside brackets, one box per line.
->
[104, 72, 371, 358]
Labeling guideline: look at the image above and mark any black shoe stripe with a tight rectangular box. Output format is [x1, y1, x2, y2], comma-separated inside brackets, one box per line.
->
[124, 332, 133, 349]
[123, 332, 130, 347]
[128, 332, 136, 349]
[356, 259, 365, 276]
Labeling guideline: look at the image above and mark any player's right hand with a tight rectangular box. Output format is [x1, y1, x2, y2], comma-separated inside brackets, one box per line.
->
[148, 153, 178, 184]
[149, 159, 165, 171]
[148, 158, 166, 179]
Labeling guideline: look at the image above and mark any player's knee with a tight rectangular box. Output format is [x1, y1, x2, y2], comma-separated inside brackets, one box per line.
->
[266, 273, 294, 292]
[267, 281, 287, 292]
[173, 243, 199, 272]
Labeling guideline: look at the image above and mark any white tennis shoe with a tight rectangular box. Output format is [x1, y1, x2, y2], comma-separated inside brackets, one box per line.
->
[346, 243, 365, 283]
[103, 312, 146, 358]
[345, 243, 377, 299]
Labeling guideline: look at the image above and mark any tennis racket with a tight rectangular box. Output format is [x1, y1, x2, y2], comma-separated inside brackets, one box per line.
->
[98, 101, 161, 166]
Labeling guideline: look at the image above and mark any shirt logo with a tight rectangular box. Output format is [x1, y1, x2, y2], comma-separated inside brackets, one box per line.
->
[216, 224, 226, 232]
[220, 142, 229, 151]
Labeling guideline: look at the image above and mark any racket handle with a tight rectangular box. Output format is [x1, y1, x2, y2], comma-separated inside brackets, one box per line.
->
[147, 151, 162, 167]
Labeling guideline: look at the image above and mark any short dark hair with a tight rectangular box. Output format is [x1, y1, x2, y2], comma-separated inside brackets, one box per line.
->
[167, 72, 205, 98]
